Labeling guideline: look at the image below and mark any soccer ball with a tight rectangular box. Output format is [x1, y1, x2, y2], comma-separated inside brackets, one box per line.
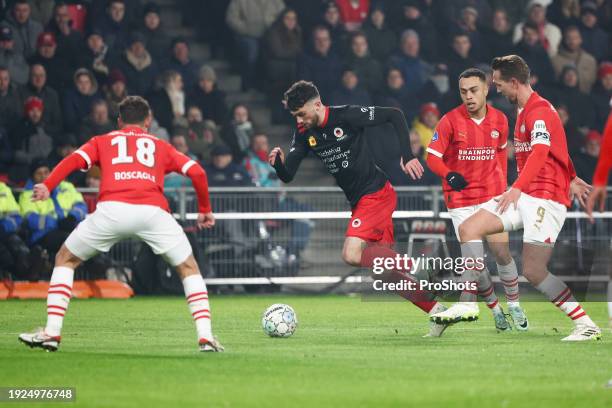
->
[262, 304, 298, 337]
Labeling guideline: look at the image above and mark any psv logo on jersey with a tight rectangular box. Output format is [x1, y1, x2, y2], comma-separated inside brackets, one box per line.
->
[490, 129, 500, 139]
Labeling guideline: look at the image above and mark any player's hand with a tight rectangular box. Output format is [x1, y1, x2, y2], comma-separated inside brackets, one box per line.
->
[401, 157, 424, 179]
[585, 185, 606, 224]
[569, 176, 591, 210]
[268, 147, 285, 166]
[495, 187, 521, 214]
[446, 172, 468, 191]
[31, 183, 50, 201]
[197, 212, 215, 230]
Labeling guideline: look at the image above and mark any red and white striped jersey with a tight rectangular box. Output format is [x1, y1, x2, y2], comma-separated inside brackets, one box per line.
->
[427, 104, 509, 209]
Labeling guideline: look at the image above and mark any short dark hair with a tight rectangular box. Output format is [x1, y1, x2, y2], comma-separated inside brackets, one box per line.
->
[283, 81, 320, 111]
[491, 55, 530, 84]
[118, 96, 150, 124]
[458, 68, 486, 82]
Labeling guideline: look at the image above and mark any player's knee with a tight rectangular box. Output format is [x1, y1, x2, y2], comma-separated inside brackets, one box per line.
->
[458, 222, 475, 242]
[341, 247, 361, 267]
[55, 245, 82, 269]
[492, 249, 513, 265]
[521, 264, 539, 283]
[175, 255, 199, 280]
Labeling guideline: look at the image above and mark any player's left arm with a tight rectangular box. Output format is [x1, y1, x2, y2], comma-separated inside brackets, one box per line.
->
[497, 110, 552, 213]
[165, 143, 214, 228]
[342, 105, 423, 179]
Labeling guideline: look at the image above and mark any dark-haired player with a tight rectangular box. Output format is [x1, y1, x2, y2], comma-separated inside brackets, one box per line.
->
[269, 80, 451, 336]
[19, 96, 224, 352]
[426, 68, 528, 331]
[443, 56, 600, 341]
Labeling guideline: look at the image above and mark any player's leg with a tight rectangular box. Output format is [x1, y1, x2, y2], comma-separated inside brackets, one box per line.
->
[485, 232, 528, 330]
[519, 195, 600, 340]
[137, 208, 222, 351]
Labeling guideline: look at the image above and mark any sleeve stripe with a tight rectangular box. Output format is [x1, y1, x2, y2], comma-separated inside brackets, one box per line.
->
[75, 150, 92, 169]
[426, 147, 443, 158]
[181, 160, 196, 175]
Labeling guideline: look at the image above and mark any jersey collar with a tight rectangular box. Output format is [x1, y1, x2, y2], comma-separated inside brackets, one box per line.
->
[120, 125, 147, 134]
[522, 91, 540, 111]
[318, 106, 330, 128]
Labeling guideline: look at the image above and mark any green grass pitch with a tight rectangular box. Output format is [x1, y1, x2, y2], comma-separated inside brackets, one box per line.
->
[1, 295, 610, 408]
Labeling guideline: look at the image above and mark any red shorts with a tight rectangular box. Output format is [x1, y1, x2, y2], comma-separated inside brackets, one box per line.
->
[345, 181, 396, 243]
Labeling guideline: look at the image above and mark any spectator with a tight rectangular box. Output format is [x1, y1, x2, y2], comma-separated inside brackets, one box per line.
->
[62, 68, 102, 132]
[46, 132, 83, 187]
[141, 3, 171, 62]
[393, 1, 438, 62]
[446, 32, 476, 89]
[335, 0, 370, 32]
[148, 114, 170, 141]
[320, 1, 349, 55]
[226, 0, 285, 91]
[19, 159, 86, 255]
[263, 8, 302, 121]
[27, 32, 72, 91]
[164, 37, 198, 90]
[362, 5, 396, 63]
[94, 0, 130, 53]
[489, 0, 530, 28]
[408, 129, 437, 185]
[485, 9, 515, 61]
[147, 70, 186, 132]
[376, 67, 419, 122]
[186, 65, 228, 126]
[578, 1, 609, 62]
[45, 2, 85, 69]
[0, 0, 43, 58]
[0, 26, 29, 85]
[221, 103, 255, 163]
[387, 30, 431, 94]
[454, 6, 486, 62]
[412, 102, 440, 152]
[573, 130, 604, 184]
[0, 180, 31, 280]
[515, 22, 556, 87]
[546, 0, 581, 30]
[104, 69, 127, 121]
[18, 64, 62, 136]
[556, 103, 583, 155]
[78, 99, 116, 145]
[204, 144, 253, 187]
[330, 67, 372, 105]
[553, 64, 596, 130]
[346, 31, 383, 94]
[183, 107, 224, 164]
[164, 134, 197, 191]
[9, 97, 53, 183]
[27, 0, 55, 26]
[552, 25, 597, 93]
[297, 25, 342, 101]
[439, 0, 493, 31]
[114, 31, 158, 96]
[418, 64, 455, 116]
[593, 62, 612, 132]
[78, 30, 115, 87]
[513, 1, 562, 57]
[0, 66, 22, 129]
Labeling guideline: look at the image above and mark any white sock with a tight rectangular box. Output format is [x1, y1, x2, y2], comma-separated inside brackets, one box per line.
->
[536, 273, 595, 327]
[182, 274, 213, 341]
[478, 270, 501, 313]
[497, 259, 520, 304]
[45, 266, 74, 337]
[607, 281, 612, 322]
[458, 240, 484, 303]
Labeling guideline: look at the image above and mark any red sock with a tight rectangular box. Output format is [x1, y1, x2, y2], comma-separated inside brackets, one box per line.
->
[361, 244, 438, 314]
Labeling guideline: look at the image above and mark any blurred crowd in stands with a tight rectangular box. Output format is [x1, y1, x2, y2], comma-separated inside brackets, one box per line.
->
[0, 0, 611, 281]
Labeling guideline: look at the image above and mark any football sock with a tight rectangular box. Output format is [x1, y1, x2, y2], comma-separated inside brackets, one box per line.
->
[478, 270, 502, 313]
[607, 281, 612, 325]
[45, 266, 74, 337]
[361, 244, 439, 313]
[497, 259, 520, 305]
[182, 274, 213, 341]
[536, 272, 595, 327]
[458, 240, 484, 303]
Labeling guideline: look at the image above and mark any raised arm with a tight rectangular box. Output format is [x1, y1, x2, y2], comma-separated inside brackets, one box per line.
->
[269, 131, 308, 183]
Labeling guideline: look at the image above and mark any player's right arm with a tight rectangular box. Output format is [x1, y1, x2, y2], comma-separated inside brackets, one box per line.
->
[586, 113, 612, 220]
[426, 115, 468, 191]
[269, 130, 308, 183]
[33, 138, 99, 201]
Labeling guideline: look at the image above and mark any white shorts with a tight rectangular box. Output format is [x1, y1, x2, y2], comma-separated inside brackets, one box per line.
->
[65, 201, 192, 266]
[448, 203, 487, 239]
[480, 193, 567, 244]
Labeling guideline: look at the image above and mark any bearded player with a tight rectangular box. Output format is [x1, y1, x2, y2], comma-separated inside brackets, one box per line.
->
[426, 68, 528, 331]
[19, 96, 224, 352]
[435, 55, 600, 341]
[269, 80, 452, 337]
